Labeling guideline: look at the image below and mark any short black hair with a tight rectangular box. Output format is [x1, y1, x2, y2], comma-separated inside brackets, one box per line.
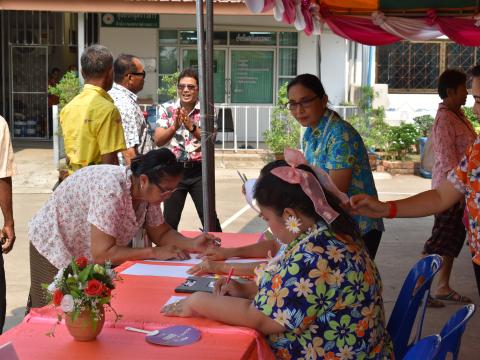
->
[130, 148, 183, 185]
[469, 65, 480, 79]
[437, 69, 467, 99]
[287, 73, 327, 99]
[80, 44, 113, 79]
[178, 68, 199, 86]
[114, 54, 138, 83]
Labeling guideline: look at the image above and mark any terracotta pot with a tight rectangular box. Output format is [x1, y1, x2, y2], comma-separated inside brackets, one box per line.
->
[65, 305, 105, 341]
[273, 153, 285, 160]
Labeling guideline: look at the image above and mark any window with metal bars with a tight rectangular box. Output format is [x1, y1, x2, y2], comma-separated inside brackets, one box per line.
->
[377, 40, 479, 93]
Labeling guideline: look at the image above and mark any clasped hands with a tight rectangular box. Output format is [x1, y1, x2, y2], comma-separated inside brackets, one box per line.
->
[174, 107, 194, 132]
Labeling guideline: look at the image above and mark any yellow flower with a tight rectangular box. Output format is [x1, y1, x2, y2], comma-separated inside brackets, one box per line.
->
[326, 245, 345, 263]
[309, 258, 334, 286]
[266, 287, 289, 308]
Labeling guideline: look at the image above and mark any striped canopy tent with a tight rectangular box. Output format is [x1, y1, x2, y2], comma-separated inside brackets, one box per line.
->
[244, 0, 480, 45]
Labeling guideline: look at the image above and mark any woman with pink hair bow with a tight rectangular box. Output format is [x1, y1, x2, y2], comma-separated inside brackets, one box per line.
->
[163, 149, 394, 360]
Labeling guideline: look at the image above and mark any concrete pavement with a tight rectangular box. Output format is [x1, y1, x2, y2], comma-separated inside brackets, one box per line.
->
[2, 144, 478, 358]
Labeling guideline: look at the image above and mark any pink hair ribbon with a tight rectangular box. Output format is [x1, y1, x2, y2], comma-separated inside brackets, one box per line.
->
[270, 148, 349, 224]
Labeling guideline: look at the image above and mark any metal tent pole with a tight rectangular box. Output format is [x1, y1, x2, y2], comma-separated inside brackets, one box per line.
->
[196, 0, 216, 231]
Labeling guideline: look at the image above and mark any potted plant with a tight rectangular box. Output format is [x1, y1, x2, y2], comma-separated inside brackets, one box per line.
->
[48, 71, 82, 109]
[263, 83, 301, 159]
[383, 123, 420, 175]
[48, 71, 82, 183]
[43, 257, 121, 341]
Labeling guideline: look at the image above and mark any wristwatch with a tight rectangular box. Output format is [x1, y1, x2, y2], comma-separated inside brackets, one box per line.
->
[189, 124, 197, 133]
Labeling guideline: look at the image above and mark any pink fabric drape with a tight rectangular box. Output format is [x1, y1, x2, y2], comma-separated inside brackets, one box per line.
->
[244, 1, 480, 46]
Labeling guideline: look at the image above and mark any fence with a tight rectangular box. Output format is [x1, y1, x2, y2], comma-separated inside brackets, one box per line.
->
[52, 104, 359, 166]
[141, 104, 359, 152]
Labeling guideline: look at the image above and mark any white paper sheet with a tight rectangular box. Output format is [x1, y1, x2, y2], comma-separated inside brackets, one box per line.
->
[225, 258, 267, 264]
[121, 264, 191, 278]
[163, 296, 187, 307]
[144, 253, 202, 265]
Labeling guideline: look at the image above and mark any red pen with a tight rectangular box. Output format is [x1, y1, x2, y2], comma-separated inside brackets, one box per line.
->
[225, 267, 234, 285]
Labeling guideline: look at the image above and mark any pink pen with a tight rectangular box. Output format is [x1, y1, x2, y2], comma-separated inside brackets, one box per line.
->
[225, 267, 234, 285]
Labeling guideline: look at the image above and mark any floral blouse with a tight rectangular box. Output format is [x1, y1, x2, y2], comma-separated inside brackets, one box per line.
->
[29, 165, 164, 269]
[448, 137, 480, 266]
[253, 222, 393, 360]
[156, 100, 217, 162]
[302, 109, 384, 236]
[431, 104, 476, 189]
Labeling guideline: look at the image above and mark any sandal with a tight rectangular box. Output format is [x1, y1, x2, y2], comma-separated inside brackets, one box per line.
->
[427, 295, 445, 308]
[434, 290, 472, 304]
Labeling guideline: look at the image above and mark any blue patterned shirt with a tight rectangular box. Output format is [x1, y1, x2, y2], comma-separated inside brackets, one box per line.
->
[302, 109, 384, 236]
[253, 222, 393, 360]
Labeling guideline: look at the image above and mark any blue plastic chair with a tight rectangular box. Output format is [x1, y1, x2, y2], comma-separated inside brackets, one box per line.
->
[387, 254, 443, 359]
[434, 304, 476, 360]
[403, 335, 441, 360]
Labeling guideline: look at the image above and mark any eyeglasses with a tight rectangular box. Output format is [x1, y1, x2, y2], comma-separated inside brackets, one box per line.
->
[286, 95, 319, 111]
[177, 84, 198, 91]
[155, 183, 177, 196]
[127, 70, 146, 79]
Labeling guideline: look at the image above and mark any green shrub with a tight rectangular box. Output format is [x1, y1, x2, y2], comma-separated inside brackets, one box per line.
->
[48, 71, 82, 109]
[157, 72, 179, 103]
[385, 123, 420, 160]
[463, 106, 480, 133]
[347, 108, 389, 151]
[263, 83, 300, 154]
[413, 114, 434, 137]
[345, 86, 389, 152]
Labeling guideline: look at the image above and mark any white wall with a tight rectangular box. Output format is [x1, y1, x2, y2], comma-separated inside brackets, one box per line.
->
[297, 33, 318, 75]
[100, 28, 158, 101]
[384, 93, 476, 126]
[320, 32, 348, 105]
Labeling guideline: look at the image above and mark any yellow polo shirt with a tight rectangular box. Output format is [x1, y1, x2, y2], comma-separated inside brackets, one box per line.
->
[60, 84, 126, 173]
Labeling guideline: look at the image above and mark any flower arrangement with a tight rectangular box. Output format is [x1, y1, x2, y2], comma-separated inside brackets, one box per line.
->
[43, 257, 121, 337]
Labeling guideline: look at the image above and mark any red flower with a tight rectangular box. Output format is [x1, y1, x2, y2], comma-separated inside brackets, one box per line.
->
[53, 290, 64, 306]
[75, 256, 88, 269]
[84, 279, 104, 297]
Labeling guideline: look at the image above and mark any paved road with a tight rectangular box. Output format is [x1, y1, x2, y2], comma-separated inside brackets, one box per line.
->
[2, 147, 478, 358]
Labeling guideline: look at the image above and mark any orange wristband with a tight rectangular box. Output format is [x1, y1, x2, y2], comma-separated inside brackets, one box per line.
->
[386, 201, 398, 219]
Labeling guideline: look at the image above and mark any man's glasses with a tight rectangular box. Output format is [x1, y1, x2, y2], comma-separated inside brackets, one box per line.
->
[177, 84, 198, 91]
[286, 95, 319, 111]
[127, 70, 146, 79]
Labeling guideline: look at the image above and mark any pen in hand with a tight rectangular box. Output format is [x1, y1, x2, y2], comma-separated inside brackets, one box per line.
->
[225, 267, 234, 285]
[199, 227, 221, 246]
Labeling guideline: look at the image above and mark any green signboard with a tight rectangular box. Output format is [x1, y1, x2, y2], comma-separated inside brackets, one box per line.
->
[230, 32, 276, 46]
[101, 13, 159, 28]
[231, 50, 274, 104]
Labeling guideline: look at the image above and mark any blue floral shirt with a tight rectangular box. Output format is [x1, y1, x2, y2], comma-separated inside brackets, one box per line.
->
[253, 223, 393, 360]
[302, 109, 384, 236]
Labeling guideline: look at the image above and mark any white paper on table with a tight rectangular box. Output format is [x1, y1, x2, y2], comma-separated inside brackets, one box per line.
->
[225, 258, 267, 264]
[121, 264, 191, 278]
[164, 296, 187, 307]
[0, 342, 19, 360]
[144, 253, 202, 265]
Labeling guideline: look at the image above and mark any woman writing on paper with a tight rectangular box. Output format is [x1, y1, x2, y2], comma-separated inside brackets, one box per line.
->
[163, 149, 393, 359]
[28, 148, 218, 308]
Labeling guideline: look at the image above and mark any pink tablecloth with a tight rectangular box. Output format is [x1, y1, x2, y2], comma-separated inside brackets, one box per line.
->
[0, 232, 275, 360]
